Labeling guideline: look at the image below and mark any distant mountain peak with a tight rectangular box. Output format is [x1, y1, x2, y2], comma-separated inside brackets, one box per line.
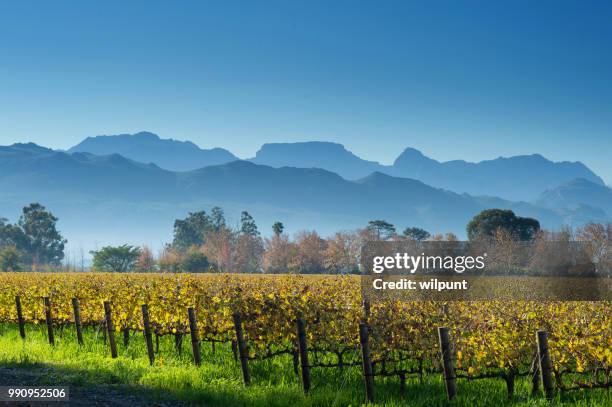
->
[68, 131, 238, 171]
[7, 142, 55, 155]
[535, 177, 612, 218]
[132, 131, 159, 139]
[393, 147, 438, 166]
[256, 141, 359, 156]
[250, 141, 382, 180]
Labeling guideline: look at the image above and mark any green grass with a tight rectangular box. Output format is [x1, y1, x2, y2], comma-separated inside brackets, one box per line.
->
[0, 324, 608, 406]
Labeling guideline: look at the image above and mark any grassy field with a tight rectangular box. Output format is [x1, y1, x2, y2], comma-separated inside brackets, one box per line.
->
[0, 324, 608, 406]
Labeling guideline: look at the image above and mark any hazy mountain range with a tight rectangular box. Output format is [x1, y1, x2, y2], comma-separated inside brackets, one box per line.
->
[0, 132, 609, 253]
[68, 132, 604, 201]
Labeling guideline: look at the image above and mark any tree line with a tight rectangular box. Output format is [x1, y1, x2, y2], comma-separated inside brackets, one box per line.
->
[1, 203, 609, 274]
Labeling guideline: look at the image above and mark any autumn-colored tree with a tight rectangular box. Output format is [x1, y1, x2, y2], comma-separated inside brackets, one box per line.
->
[485, 229, 523, 274]
[323, 231, 360, 274]
[577, 222, 611, 275]
[158, 246, 182, 272]
[135, 246, 156, 272]
[263, 233, 295, 273]
[290, 231, 327, 274]
[234, 234, 264, 273]
[201, 227, 235, 272]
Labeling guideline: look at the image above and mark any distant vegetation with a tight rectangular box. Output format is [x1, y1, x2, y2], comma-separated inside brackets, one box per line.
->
[1, 203, 609, 274]
[0, 203, 66, 271]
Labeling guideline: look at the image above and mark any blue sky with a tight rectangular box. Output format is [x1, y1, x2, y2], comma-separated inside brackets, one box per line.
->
[0, 1, 611, 183]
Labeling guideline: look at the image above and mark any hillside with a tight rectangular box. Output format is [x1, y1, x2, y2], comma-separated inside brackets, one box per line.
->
[0, 143, 606, 252]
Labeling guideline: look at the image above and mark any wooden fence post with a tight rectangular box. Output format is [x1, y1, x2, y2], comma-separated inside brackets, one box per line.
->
[296, 318, 311, 393]
[536, 330, 554, 400]
[71, 298, 83, 345]
[292, 345, 299, 375]
[438, 327, 457, 400]
[15, 296, 25, 339]
[43, 297, 54, 346]
[362, 298, 371, 322]
[359, 322, 374, 403]
[174, 333, 183, 354]
[233, 313, 250, 386]
[103, 301, 118, 358]
[141, 304, 155, 365]
[504, 369, 516, 399]
[441, 304, 449, 317]
[123, 328, 130, 347]
[187, 307, 201, 366]
[531, 354, 540, 395]
[231, 340, 239, 362]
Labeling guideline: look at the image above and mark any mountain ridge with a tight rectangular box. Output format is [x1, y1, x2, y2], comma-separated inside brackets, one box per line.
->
[64, 132, 604, 202]
[1, 142, 607, 253]
[68, 131, 238, 172]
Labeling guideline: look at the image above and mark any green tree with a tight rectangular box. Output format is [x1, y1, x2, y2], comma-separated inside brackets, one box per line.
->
[0, 246, 22, 271]
[367, 220, 396, 240]
[172, 211, 212, 251]
[180, 247, 210, 272]
[402, 227, 431, 241]
[240, 211, 259, 236]
[210, 206, 226, 231]
[467, 209, 540, 241]
[90, 245, 142, 272]
[0, 217, 28, 250]
[272, 222, 284, 236]
[18, 203, 67, 266]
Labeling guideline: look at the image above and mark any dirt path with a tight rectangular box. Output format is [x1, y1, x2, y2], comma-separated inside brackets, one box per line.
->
[0, 366, 185, 406]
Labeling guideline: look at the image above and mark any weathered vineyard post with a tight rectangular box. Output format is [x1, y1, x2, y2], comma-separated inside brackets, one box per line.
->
[103, 301, 118, 358]
[123, 328, 130, 347]
[531, 354, 540, 395]
[359, 322, 374, 403]
[296, 318, 311, 393]
[437, 327, 457, 400]
[232, 312, 251, 386]
[536, 330, 555, 400]
[43, 297, 54, 346]
[292, 343, 299, 375]
[187, 307, 201, 366]
[362, 298, 371, 322]
[231, 340, 239, 362]
[174, 333, 183, 354]
[441, 303, 449, 317]
[504, 368, 516, 399]
[71, 298, 83, 345]
[15, 295, 26, 339]
[141, 304, 155, 365]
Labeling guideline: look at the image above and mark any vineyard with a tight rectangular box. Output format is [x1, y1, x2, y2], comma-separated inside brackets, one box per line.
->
[0, 272, 610, 405]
